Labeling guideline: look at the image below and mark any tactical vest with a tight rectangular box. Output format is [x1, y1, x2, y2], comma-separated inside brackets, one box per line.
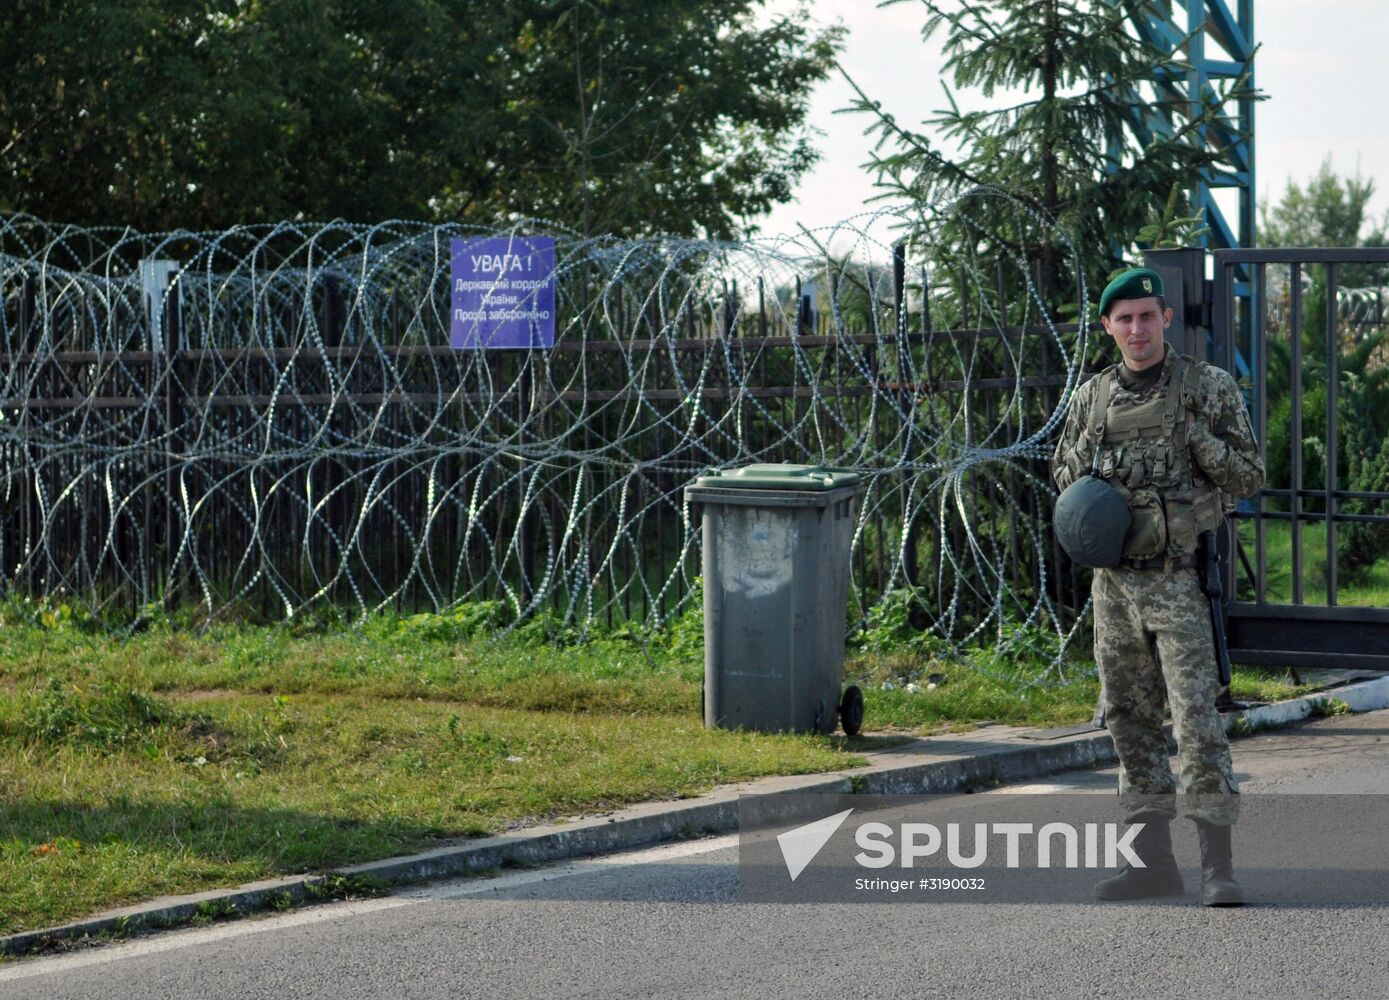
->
[1087, 352, 1225, 560]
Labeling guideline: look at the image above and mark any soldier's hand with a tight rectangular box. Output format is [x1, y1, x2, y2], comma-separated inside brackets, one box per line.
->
[1186, 407, 1217, 458]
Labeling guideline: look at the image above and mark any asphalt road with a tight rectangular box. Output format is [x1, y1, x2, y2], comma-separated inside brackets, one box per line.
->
[5, 710, 1389, 1000]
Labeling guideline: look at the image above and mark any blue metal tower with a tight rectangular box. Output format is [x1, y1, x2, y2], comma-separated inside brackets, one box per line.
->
[1123, 0, 1256, 254]
[1118, 0, 1256, 377]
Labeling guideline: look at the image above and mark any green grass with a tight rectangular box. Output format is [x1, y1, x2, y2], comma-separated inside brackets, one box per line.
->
[1, 687, 845, 934]
[842, 654, 1314, 732]
[1238, 518, 1389, 606]
[844, 652, 1100, 732]
[0, 600, 1319, 936]
[0, 622, 699, 716]
[0, 616, 867, 935]
[1230, 668, 1320, 704]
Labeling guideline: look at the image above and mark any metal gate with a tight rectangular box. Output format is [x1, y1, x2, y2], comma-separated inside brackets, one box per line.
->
[1203, 246, 1389, 670]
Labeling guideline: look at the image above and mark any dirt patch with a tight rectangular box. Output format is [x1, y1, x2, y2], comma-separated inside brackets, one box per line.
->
[177, 689, 240, 703]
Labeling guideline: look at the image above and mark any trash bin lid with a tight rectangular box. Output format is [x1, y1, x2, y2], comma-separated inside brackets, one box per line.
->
[692, 463, 861, 491]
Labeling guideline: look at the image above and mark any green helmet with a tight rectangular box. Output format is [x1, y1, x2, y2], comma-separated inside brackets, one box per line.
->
[1054, 475, 1131, 568]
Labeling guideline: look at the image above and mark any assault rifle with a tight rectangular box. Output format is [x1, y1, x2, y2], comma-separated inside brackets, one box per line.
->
[1198, 528, 1233, 687]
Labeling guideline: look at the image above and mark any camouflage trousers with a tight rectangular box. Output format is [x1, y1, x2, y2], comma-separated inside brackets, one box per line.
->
[1093, 565, 1239, 825]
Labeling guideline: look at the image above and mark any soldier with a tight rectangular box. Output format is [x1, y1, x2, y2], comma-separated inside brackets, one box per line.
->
[1051, 267, 1264, 907]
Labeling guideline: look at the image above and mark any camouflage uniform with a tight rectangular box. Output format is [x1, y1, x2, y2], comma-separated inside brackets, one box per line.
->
[1052, 344, 1264, 825]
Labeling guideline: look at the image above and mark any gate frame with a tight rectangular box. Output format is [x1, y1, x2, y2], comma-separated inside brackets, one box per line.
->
[1204, 245, 1389, 669]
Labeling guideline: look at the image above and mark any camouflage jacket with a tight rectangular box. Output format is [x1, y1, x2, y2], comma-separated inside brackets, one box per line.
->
[1051, 345, 1265, 501]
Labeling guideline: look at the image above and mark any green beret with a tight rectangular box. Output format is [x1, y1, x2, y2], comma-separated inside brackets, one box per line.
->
[1099, 267, 1164, 316]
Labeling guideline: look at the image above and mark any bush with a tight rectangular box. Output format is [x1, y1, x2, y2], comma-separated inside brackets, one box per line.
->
[384, 601, 506, 643]
[854, 588, 951, 659]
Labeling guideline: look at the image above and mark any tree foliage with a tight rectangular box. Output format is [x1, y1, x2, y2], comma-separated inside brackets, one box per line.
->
[1259, 156, 1389, 288]
[0, 0, 841, 237]
[1259, 157, 1389, 251]
[849, 0, 1259, 314]
[1259, 161, 1389, 581]
[1263, 325, 1389, 583]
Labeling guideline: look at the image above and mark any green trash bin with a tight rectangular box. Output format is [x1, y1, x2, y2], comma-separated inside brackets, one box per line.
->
[684, 463, 866, 735]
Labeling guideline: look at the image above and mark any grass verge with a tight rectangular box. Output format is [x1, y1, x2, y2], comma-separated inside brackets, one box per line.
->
[0, 606, 1318, 936]
[0, 617, 863, 935]
[844, 654, 1316, 733]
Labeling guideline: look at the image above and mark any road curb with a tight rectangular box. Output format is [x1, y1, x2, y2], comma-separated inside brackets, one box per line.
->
[5, 674, 1387, 957]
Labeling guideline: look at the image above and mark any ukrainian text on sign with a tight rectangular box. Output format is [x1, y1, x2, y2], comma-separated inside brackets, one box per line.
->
[450, 236, 556, 349]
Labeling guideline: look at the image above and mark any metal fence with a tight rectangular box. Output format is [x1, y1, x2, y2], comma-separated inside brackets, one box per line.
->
[1207, 246, 1389, 670]
[0, 202, 1096, 663]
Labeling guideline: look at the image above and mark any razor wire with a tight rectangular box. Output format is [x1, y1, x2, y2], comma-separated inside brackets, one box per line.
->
[0, 190, 1095, 674]
[1263, 265, 1389, 345]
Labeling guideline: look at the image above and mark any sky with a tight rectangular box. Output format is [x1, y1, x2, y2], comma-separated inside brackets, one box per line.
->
[758, 0, 1389, 244]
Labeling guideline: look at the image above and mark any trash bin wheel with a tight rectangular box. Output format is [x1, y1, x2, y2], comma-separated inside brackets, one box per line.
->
[839, 685, 864, 737]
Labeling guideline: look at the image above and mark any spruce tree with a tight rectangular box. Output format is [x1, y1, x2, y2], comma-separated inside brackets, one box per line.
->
[850, 0, 1259, 317]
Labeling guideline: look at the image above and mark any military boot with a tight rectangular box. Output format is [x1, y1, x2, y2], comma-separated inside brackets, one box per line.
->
[1093, 814, 1185, 901]
[1194, 820, 1246, 907]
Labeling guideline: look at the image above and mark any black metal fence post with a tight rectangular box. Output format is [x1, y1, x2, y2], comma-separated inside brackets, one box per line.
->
[1141, 247, 1209, 359]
